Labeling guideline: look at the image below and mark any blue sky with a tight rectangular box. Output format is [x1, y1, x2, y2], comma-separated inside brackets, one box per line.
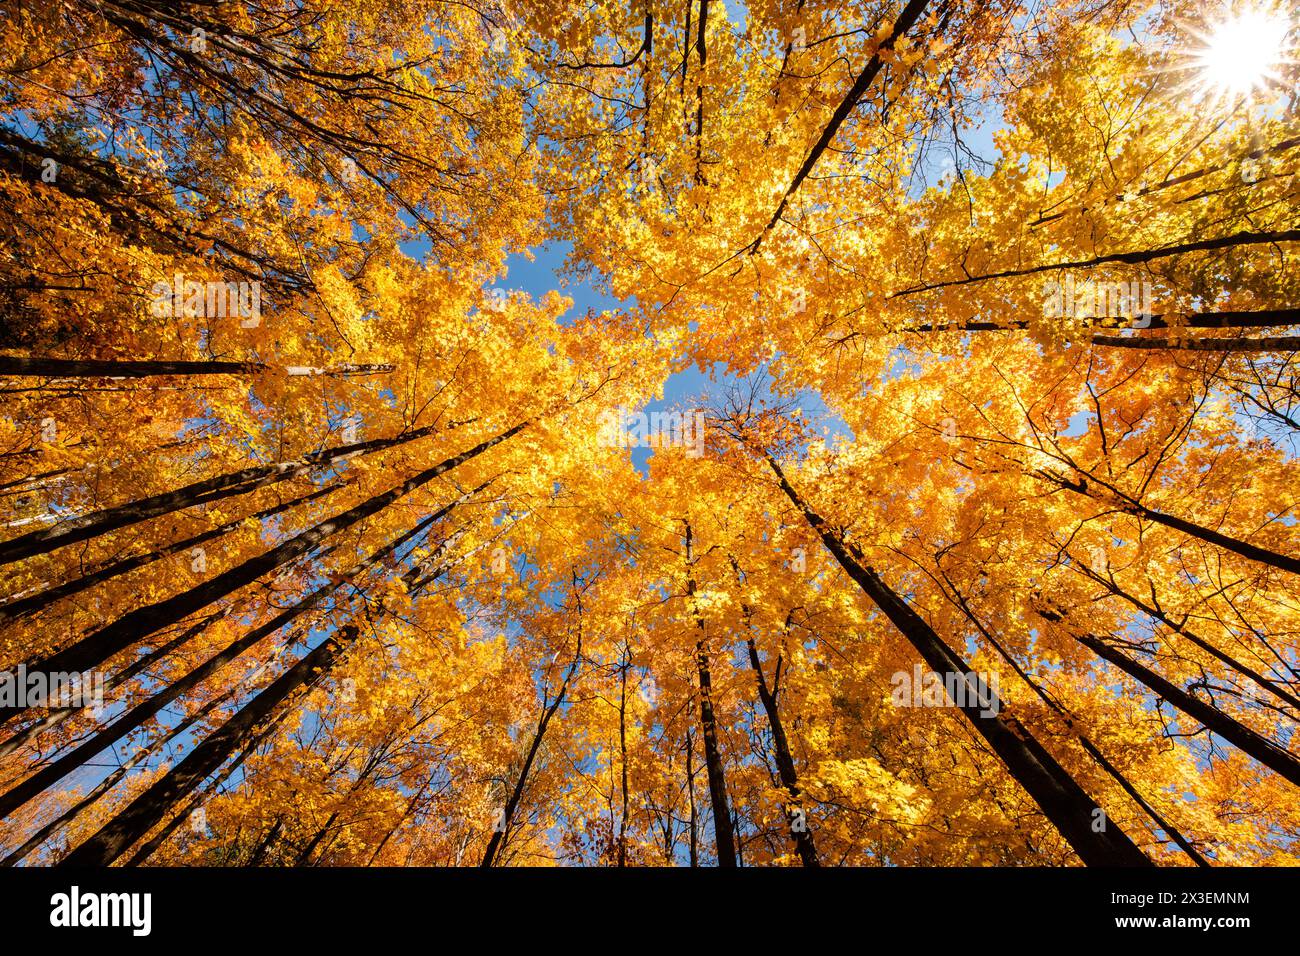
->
[484, 1, 1020, 475]
[501, 240, 859, 474]
[502, 241, 734, 473]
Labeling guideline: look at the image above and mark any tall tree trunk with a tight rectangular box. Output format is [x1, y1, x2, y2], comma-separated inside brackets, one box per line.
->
[59, 625, 361, 866]
[0, 481, 343, 624]
[5, 424, 525, 721]
[756, 447, 1153, 866]
[0, 611, 219, 761]
[682, 519, 737, 867]
[0, 482, 487, 819]
[891, 229, 1300, 298]
[756, 0, 931, 244]
[618, 647, 630, 867]
[366, 770, 438, 866]
[745, 635, 820, 866]
[1027, 137, 1299, 227]
[941, 575, 1209, 866]
[480, 638, 581, 867]
[692, 0, 708, 183]
[1090, 334, 1300, 352]
[1, 665, 248, 866]
[694, 639, 736, 866]
[0, 419, 460, 566]
[1043, 471, 1300, 577]
[891, 308, 1300, 336]
[247, 817, 285, 866]
[123, 688, 312, 867]
[1037, 607, 1300, 788]
[0, 356, 393, 378]
[294, 755, 384, 866]
[294, 811, 341, 866]
[685, 728, 698, 867]
[726, 556, 819, 864]
[1072, 562, 1300, 714]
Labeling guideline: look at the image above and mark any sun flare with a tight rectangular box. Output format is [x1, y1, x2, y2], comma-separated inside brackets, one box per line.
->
[1183, 5, 1293, 103]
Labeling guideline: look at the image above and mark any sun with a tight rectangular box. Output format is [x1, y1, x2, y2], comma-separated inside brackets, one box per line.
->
[1194, 8, 1290, 95]
[1173, 3, 1295, 106]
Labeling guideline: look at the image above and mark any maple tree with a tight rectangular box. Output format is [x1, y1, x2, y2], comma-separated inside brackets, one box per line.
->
[0, 0, 1296, 868]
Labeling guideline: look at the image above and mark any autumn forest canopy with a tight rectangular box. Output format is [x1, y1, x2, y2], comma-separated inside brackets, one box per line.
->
[0, 0, 1297, 869]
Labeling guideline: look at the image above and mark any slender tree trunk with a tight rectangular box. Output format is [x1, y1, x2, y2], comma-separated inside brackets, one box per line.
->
[294, 811, 340, 866]
[1075, 564, 1300, 714]
[123, 693, 308, 867]
[0, 357, 394, 378]
[295, 755, 383, 866]
[942, 577, 1209, 866]
[744, 636, 820, 866]
[890, 308, 1300, 336]
[6, 424, 525, 720]
[757, 0, 931, 244]
[0, 481, 342, 624]
[0, 611, 219, 761]
[480, 642, 580, 867]
[694, 639, 736, 866]
[757, 448, 1153, 866]
[685, 728, 698, 867]
[1, 672, 242, 866]
[618, 648, 630, 867]
[1091, 334, 1300, 352]
[1028, 136, 1299, 227]
[1044, 471, 1300, 577]
[1037, 609, 1300, 788]
[682, 519, 737, 867]
[0, 419, 459, 566]
[692, 0, 708, 183]
[60, 625, 361, 866]
[0, 483, 489, 818]
[366, 771, 437, 866]
[247, 817, 284, 866]
[891, 229, 1300, 298]
[726, 555, 819, 865]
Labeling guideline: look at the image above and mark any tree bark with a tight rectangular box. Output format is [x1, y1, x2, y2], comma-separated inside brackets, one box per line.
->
[0, 419, 458, 566]
[727, 556, 819, 865]
[4, 425, 524, 722]
[882, 308, 1300, 337]
[1, 669, 247, 866]
[59, 625, 361, 866]
[1091, 334, 1300, 352]
[0, 612, 218, 761]
[0, 483, 486, 818]
[0, 357, 394, 378]
[941, 576, 1209, 866]
[890, 229, 1300, 298]
[1037, 609, 1300, 788]
[618, 647, 630, 867]
[745, 635, 820, 866]
[682, 520, 737, 866]
[0, 481, 342, 624]
[685, 727, 698, 867]
[755, 0, 932, 245]
[480, 636, 581, 867]
[1073, 563, 1300, 714]
[694, 639, 736, 866]
[1043, 471, 1300, 577]
[757, 447, 1153, 866]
